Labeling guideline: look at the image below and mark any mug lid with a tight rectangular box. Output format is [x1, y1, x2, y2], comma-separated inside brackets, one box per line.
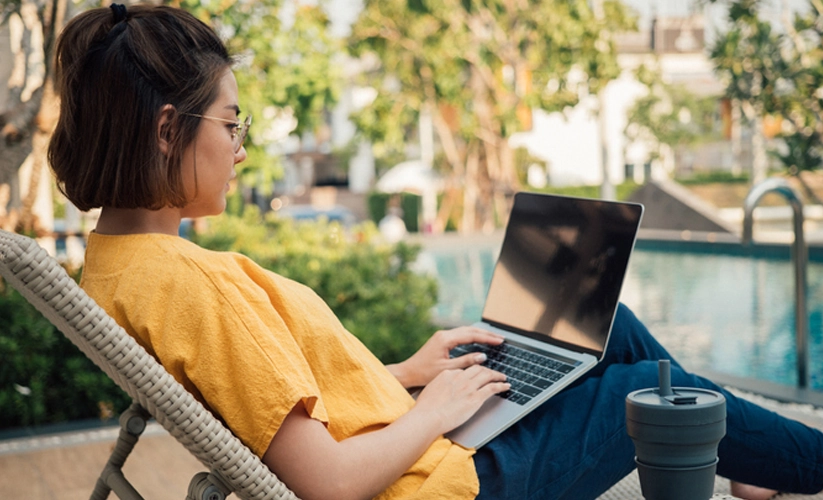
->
[626, 387, 726, 425]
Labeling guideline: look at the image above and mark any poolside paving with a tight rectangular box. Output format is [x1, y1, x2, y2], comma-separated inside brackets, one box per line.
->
[2, 388, 823, 500]
[0, 423, 204, 499]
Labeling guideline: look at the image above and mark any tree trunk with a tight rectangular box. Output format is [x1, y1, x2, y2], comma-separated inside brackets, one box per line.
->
[731, 98, 742, 177]
[431, 101, 467, 234]
[751, 112, 768, 185]
[20, 80, 59, 235]
[493, 139, 515, 230]
[461, 143, 480, 234]
[598, 91, 615, 200]
[0, 0, 67, 234]
[740, 86, 768, 186]
[794, 170, 823, 206]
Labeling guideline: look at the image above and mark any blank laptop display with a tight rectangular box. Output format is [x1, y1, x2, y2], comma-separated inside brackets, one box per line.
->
[445, 192, 644, 449]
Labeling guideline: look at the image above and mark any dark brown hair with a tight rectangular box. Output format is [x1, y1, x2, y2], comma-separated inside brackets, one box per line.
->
[48, 4, 232, 211]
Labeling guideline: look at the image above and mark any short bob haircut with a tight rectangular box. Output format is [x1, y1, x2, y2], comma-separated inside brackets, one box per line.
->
[48, 5, 232, 212]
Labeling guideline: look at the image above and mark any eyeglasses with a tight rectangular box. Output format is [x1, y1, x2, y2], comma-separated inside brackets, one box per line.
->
[182, 113, 252, 153]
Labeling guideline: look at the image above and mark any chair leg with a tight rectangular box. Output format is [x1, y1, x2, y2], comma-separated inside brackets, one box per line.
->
[187, 471, 232, 500]
[89, 402, 151, 500]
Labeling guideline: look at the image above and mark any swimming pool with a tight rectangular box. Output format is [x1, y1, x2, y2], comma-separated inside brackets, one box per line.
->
[417, 235, 823, 390]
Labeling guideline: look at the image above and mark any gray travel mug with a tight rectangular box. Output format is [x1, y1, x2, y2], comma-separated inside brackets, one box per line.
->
[625, 360, 726, 500]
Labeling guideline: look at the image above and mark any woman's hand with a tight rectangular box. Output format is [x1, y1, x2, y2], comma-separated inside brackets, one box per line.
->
[386, 327, 505, 389]
[412, 364, 510, 435]
[264, 366, 509, 500]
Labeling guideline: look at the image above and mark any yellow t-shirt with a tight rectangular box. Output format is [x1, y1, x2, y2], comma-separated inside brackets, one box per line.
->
[80, 232, 478, 499]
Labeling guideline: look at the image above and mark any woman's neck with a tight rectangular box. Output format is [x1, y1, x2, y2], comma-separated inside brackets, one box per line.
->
[94, 206, 182, 236]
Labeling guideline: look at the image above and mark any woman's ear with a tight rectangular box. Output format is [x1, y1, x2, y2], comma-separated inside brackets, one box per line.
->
[156, 104, 176, 155]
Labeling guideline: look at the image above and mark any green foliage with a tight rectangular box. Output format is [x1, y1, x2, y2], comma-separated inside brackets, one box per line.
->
[192, 208, 439, 363]
[529, 181, 639, 201]
[772, 133, 823, 174]
[676, 171, 750, 185]
[0, 278, 129, 429]
[350, 1, 636, 144]
[330, 139, 361, 175]
[710, 0, 823, 174]
[367, 192, 421, 232]
[175, 0, 342, 194]
[348, 0, 637, 230]
[513, 147, 549, 186]
[626, 63, 722, 161]
[711, 0, 785, 112]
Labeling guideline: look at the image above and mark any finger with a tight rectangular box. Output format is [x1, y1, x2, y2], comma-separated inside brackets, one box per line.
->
[461, 363, 486, 376]
[479, 381, 511, 397]
[463, 364, 507, 383]
[451, 352, 488, 369]
[473, 330, 506, 345]
[464, 380, 511, 409]
[442, 327, 505, 349]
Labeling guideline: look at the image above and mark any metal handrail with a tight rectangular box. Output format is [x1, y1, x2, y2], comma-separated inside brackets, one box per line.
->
[742, 177, 810, 388]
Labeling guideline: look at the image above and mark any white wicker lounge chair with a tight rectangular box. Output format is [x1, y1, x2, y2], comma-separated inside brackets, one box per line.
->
[0, 229, 297, 500]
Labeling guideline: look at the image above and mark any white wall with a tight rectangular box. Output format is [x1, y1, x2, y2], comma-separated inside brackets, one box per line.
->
[509, 71, 648, 187]
[510, 51, 720, 188]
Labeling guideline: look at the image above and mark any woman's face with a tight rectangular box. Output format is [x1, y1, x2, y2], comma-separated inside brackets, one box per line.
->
[180, 70, 247, 219]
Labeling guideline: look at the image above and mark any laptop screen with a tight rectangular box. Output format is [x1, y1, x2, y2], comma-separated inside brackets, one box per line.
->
[482, 192, 643, 358]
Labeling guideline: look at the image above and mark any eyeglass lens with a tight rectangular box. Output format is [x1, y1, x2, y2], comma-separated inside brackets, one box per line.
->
[235, 115, 252, 153]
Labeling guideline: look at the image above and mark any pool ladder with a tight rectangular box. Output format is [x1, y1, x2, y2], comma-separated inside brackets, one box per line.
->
[742, 178, 810, 389]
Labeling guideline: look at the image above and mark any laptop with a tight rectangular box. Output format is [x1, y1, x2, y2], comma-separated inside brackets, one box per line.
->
[445, 191, 644, 449]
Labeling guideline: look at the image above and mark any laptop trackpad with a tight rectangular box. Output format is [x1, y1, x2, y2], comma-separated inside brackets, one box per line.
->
[446, 395, 523, 449]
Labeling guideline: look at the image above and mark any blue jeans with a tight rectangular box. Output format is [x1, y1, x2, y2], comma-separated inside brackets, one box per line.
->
[474, 304, 823, 499]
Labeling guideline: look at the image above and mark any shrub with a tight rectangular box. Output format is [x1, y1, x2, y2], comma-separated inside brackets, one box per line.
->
[0, 210, 439, 430]
[677, 171, 750, 185]
[367, 192, 422, 232]
[530, 181, 639, 201]
[192, 208, 439, 363]
[0, 278, 130, 429]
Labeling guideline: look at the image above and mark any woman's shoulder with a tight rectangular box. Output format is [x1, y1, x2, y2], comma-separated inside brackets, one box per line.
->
[83, 232, 255, 283]
[82, 231, 316, 305]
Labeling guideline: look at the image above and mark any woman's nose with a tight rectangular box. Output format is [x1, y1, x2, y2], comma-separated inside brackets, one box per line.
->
[235, 145, 247, 163]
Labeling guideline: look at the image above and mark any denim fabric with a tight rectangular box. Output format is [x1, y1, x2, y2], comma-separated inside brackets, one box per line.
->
[474, 304, 823, 499]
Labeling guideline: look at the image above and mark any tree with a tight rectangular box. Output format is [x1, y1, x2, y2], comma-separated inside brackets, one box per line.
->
[0, 0, 341, 232]
[625, 63, 722, 177]
[767, 1, 823, 183]
[175, 0, 341, 195]
[710, 0, 823, 196]
[349, 0, 635, 233]
[0, 0, 71, 234]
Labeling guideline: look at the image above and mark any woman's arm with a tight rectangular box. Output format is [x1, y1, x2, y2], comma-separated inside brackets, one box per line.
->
[263, 364, 509, 500]
[385, 326, 505, 389]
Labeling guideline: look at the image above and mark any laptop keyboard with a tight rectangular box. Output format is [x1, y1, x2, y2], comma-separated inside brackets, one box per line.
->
[449, 340, 581, 405]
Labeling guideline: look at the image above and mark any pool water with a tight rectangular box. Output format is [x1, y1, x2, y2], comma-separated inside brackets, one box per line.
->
[419, 240, 823, 390]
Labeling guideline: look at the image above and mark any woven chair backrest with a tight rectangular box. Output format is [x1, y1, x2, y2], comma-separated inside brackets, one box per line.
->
[0, 230, 297, 500]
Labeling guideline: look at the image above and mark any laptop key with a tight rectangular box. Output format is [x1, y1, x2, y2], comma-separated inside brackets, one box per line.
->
[497, 390, 531, 405]
[450, 340, 578, 406]
[511, 393, 532, 405]
[519, 385, 542, 397]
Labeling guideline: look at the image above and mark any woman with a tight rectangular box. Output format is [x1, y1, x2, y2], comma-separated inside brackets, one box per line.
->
[48, 4, 822, 500]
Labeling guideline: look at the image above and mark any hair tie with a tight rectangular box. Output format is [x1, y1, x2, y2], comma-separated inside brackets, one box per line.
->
[110, 3, 127, 24]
